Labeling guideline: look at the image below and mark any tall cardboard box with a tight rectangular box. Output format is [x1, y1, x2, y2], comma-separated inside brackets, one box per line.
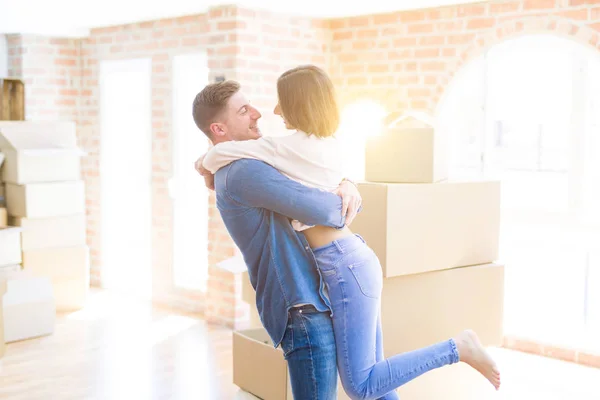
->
[0, 206, 7, 226]
[5, 180, 85, 219]
[0, 121, 83, 184]
[365, 126, 448, 183]
[351, 181, 500, 277]
[381, 263, 505, 356]
[0, 270, 55, 343]
[22, 245, 90, 311]
[10, 214, 86, 251]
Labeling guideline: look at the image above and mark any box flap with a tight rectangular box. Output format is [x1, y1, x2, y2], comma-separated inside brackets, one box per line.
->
[0, 121, 78, 150]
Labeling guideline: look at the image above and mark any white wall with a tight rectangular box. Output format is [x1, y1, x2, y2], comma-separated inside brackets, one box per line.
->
[0, 34, 8, 78]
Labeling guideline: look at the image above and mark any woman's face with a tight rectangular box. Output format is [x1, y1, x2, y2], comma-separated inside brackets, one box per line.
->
[274, 103, 294, 130]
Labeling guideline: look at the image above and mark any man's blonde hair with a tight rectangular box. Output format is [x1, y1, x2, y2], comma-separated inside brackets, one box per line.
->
[277, 65, 340, 138]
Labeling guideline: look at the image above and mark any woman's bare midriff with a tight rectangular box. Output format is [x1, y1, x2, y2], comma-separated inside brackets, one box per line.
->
[303, 225, 353, 249]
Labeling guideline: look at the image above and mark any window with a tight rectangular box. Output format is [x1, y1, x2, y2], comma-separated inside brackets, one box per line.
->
[437, 34, 600, 351]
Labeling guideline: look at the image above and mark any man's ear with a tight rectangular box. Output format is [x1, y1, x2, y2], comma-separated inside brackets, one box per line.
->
[209, 122, 226, 137]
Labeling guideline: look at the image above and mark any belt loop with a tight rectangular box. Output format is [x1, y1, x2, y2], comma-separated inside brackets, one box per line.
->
[333, 240, 344, 253]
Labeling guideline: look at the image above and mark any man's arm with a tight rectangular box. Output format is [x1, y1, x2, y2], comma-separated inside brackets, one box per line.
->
[203, 137, 278, 174]
[222, 159, 346, 229]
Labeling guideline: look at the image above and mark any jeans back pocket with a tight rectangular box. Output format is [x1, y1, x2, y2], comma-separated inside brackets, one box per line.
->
[348, 258, 383, 299]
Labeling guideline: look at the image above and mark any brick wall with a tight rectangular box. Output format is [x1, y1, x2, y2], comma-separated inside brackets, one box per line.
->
[329, 0, 600, 114]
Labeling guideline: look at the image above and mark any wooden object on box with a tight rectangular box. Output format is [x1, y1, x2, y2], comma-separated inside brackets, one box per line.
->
[0, 79, 25, 121]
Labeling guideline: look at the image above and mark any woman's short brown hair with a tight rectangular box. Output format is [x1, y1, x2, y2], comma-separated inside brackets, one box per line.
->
[277, 65, 340, 138]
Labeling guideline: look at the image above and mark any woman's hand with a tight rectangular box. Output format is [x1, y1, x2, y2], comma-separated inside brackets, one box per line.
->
[194, 154, 215, 190]
[335, 179, 362, 226]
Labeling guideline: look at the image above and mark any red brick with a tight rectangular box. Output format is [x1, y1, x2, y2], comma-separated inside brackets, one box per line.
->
[371, 76, 395, 85]
[448, 34, 476, 45]
[408, 88, 431, 97]
[592, 22, 600, 31]
[342, 64, 365, 74]
[399, 10, 426, 22]
[353, 40, 375, 50]
[394, 37, 417, 47]
[419, 36, 445, 45]
[424, 76, 437, 85]
[54, 58, 76, 66]
[592, 7, 600, 20]
[421, 61, 446, 72]
[407, 23, 434, 34]
[456, 5, 487, 17]
[437, 21, 464, 31]
[442, 48, 457, 57]
[349, 16, 370, 27]
[387, 49, 412, 60]
[330, 19, 347, 29]
[368, 64, 389, 73]
[373, 13, 398, 25]
[490, 2, 521, 13]
[467, 17, 496, 29]
[557, 9, 589, 20]
[182, 37, 200, 47]
[570, 0, 600, 4]
[415, 48, 440, 58]
[347, 76, 368, 85]
[357, 29, 378, 39]
[217, 20, 246, 30]
[523, 0, 556, 10]
[333, 30, 353, 40]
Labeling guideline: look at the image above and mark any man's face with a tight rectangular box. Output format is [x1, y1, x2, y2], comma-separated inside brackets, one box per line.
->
[213, 91, 262, 142]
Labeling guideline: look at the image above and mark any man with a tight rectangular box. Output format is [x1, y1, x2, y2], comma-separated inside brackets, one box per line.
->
[192, 80, 361, 399]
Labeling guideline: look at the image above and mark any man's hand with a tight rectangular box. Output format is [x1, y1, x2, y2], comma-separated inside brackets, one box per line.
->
[194, 154, 215, 190]
[335, 179, 362, 226]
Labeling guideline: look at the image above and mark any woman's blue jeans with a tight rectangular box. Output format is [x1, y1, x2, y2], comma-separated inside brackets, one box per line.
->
[313, 234, 460, 400]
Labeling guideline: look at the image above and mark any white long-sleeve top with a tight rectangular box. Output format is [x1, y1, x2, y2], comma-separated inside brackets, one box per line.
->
[202, 130, 345, 231]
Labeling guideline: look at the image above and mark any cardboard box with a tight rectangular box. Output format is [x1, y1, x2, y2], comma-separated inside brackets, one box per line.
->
[22, 245, 90, 311]
[365, 127, 448, 183]
[234, 329, 293, 400]
[233, 328, 354, 400]
[5, 180, 85, 218]
[241, 271, 261, 328]
[351, 181, 500, 277]
[10, 214, 86, 251]
[0, 278, 6, 357]
[0, 206, 6, 226]
[0, 226, 22, 267]
[381, 263, 505, 356]
[0, 121, 84, 184]
[0, 270, 55, 343]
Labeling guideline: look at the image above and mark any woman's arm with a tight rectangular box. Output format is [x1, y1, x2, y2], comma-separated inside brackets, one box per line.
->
[202, 137, 278, 174]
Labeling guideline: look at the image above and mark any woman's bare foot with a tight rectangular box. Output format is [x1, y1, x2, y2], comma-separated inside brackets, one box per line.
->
[453, 329, 501, 390]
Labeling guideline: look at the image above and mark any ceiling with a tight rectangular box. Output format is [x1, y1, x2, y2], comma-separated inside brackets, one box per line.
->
[0, 0, 484, 37]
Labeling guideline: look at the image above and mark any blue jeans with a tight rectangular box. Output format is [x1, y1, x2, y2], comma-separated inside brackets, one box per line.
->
[313, 234, 460, 400]
[280, 305, 338, 399]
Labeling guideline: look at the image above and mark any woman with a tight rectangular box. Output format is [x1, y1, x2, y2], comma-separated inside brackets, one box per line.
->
[200, 65, 500, 400]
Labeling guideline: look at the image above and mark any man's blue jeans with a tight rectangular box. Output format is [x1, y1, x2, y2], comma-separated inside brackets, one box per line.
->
[280, 305, 338, 400]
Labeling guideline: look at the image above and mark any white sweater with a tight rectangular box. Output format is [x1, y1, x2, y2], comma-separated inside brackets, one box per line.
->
[202, 130, 345, 231]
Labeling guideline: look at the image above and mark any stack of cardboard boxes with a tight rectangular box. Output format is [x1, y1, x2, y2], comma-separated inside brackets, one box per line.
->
[233, 121, 504, 399]
[0, 121, 89, 320]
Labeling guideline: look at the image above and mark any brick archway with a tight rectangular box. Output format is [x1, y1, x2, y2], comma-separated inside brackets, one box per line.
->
[434, 15, 600, 112]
